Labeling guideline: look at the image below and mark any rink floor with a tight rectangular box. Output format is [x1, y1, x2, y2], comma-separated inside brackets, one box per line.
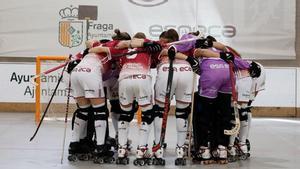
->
[0, 112, 299, 169]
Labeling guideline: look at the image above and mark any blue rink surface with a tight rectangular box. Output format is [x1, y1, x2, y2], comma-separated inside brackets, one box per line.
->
[0, 112, 299, 169]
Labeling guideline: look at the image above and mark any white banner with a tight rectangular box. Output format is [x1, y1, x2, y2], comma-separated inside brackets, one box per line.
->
[0, 0, 296, 59]
[0, 62, 71, 103]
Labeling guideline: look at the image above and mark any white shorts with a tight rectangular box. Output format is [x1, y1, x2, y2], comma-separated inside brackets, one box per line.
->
[103, 77, 119, 100]
[155, 63, 194, 104]
[236, 76, 252, 102]
[118, 74, 153, 106]
[70, 56, 104, 99]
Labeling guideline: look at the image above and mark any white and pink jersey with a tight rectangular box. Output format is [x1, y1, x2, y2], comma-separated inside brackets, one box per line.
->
[108, 40, 152, 80]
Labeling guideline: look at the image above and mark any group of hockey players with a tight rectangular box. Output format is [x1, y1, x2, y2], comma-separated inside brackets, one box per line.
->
[65, 28, 266, 166]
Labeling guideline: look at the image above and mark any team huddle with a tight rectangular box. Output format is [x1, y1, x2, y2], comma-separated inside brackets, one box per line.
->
[65, 28, 266, 166]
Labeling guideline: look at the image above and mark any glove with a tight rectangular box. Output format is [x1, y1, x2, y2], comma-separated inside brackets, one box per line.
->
[67, 59, 81, 73]
[143, 41, 162, 53]
[220, 52, 234, 62]
[186, 56, 200, 75]
[82, 48, 89, 57]
[168, 46, 177, 61]
[249, 61, 261, 78]
[206, 35, 217, 42]
[195, 38, 213, 49]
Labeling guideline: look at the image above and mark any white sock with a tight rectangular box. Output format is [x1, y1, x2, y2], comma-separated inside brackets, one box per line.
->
[153, 116, 162, 144]
[139, 122, 151, 147]
[118, 121, 129, 146]
[176, 118, 188, 147]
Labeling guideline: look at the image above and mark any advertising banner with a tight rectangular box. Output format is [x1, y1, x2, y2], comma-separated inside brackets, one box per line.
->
[0, 0, 296, 59]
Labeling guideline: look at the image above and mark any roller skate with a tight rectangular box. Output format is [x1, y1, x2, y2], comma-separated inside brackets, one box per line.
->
[174, 145, 187, 166]
[151, 143, 165, 166]
[116, 145, 129, 165]
[68, 140, 94, 162]
[246, 139, 251, 156]
[127, 139, 133, 152]
[215, 145, 228, 164]
[106, 136, 117, 152]
[162, 142, 167, 149]
[133, 145, 152, 166]
[192, 146, 214, 165]
[93, 145, 115, 164]
[68, 142, 81, 162]
[227, 146, 238, 163]
[237, 143, 250, 160]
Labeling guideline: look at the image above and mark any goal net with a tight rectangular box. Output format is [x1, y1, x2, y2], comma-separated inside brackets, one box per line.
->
[35, 55, 76, 123]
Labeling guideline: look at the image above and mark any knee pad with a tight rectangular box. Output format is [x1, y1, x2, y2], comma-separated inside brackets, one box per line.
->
[110, 99, 121, 114]
[153, 105, 164, 118]
[93, 106, 108, 120]
[119, 109, 134, 122]
[175, 106, 191, 119]
[141, 109, 154, 125]
[71, 107, 90, 129]
[77, 107, 90, 120]
[118, 120, 129, 130]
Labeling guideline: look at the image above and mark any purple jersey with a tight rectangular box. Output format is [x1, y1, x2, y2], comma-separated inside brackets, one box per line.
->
[199, 58, 232, 98]
[233, 57, 250, 70]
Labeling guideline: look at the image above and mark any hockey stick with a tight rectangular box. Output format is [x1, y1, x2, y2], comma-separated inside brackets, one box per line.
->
[159, 46, 176, 149]
[224, 62, 240, 135]
[29, 64, 68, 141]
[187, 73, 197, 158]
[167, 37, 204, 46]
[60, 76, 71, 164]
[30, 61, 68, 86]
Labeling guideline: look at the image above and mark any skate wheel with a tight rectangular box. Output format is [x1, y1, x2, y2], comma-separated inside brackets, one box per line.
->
[139, 160, 145, 166]
[246, 139, 250, 151]
[218, 159, 228, 164]
[94, 158, 104, 164]
[162, 143, 167, 149]
[162, 159, 166, 166]
[108, 157, 115, 163]
[228, 155, 237, 163]
[202, 160, 213, 165]
[68, 155, 78, 162]
[175, 159, 180, 165]
[133, 159, 139, 166]
[78, 154, 89, 161]
[175, 158, 186, 166]
[146, 159, 152, 165]
[239, 154, 248, 160]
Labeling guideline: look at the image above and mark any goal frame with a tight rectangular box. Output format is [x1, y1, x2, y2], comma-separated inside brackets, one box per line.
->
[35, 55, 68, 123]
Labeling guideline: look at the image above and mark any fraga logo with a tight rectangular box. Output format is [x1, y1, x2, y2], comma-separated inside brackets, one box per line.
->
[128, 0, 168, 7]
[58, 6, 83, 48]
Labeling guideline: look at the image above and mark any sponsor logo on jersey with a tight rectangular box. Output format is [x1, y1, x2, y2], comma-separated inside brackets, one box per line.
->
[73, 67, 91, 72]
[128, 0, 168, 7]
